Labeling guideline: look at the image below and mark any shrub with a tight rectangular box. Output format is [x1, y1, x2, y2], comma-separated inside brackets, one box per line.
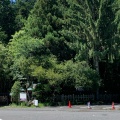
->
[11, 81, 20, 104]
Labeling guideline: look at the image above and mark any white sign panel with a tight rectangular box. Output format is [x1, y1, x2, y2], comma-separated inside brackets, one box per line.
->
[34, 100, 38, 106]
[20, 92, 27, 101]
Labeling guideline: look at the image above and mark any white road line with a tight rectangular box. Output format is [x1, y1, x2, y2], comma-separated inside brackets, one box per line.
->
[103, 107, 112, 109]
[80, 106, 96, 109]
[80, 107, 88, 108]
[103, 105, 120, 109]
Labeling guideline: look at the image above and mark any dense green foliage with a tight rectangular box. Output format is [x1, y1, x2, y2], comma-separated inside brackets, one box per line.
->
[11, 81, 20, 103]
[0, 0, 16, 43]
[0, 0, 120, 103]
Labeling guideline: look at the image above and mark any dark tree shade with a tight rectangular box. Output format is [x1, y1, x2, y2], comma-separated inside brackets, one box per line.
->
[0, 0, 16, 43]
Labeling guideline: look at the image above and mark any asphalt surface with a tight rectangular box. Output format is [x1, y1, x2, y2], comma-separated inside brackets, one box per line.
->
[0, 105, 120, 120]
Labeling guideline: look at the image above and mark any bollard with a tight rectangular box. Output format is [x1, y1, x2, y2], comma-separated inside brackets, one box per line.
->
[87, 101, 91, 109]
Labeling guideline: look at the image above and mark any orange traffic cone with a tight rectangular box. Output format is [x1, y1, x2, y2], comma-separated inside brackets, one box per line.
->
[112, 102, 115, 110]
[68, 101, 72, 108]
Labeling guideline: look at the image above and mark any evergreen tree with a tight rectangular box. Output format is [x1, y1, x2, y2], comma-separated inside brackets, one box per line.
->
[112, 0, 120, 60]
[8, 0, 76, 101]
[0, 42, 11, 93]
[14, 0, 36, 30]
[69, 0, 115, 70]
[68, 0, 117, 96]
[0, 0, 16, 43]
[0, 27, 7, 41]
[7, 0, 120, 101]
[71, 0, 115, 73]
[25, 0, 75, 61]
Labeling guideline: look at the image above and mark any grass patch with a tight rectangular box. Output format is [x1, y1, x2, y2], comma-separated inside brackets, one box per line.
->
[8, 102, 48, 108]
[8, 103, 28, 108]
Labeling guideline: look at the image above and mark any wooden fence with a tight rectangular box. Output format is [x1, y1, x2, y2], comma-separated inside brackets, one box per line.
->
[0, 93, 9, 105]
[53, 94, 120, 103]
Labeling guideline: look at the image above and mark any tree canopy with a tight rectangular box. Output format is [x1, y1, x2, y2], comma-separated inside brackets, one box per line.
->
[0, 0, 120, 103]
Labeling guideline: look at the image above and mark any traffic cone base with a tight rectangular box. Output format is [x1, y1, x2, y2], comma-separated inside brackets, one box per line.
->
[112, 102, 115, 110]
[88, 106, 92, 109]
[68, 101, 72, 108]
[87, 102, 92, 109]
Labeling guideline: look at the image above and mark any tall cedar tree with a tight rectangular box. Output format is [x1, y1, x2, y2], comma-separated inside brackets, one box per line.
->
[25, 0, 75, 61]
[69, 0, 115, 70]
[0, 0, 16, 43]
[68, 0, 117, 95]
[13, 0, 36, 30]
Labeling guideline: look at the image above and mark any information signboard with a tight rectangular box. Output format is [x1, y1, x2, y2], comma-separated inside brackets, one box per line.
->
[20, 92, 27, 101]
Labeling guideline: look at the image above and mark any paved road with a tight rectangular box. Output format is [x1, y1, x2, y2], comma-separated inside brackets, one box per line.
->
[0, 106, 120, 120]
[0, 110, 120, 120]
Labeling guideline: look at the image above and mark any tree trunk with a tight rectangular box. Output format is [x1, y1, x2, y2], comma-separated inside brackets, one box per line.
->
[93, 55, 99, 100]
